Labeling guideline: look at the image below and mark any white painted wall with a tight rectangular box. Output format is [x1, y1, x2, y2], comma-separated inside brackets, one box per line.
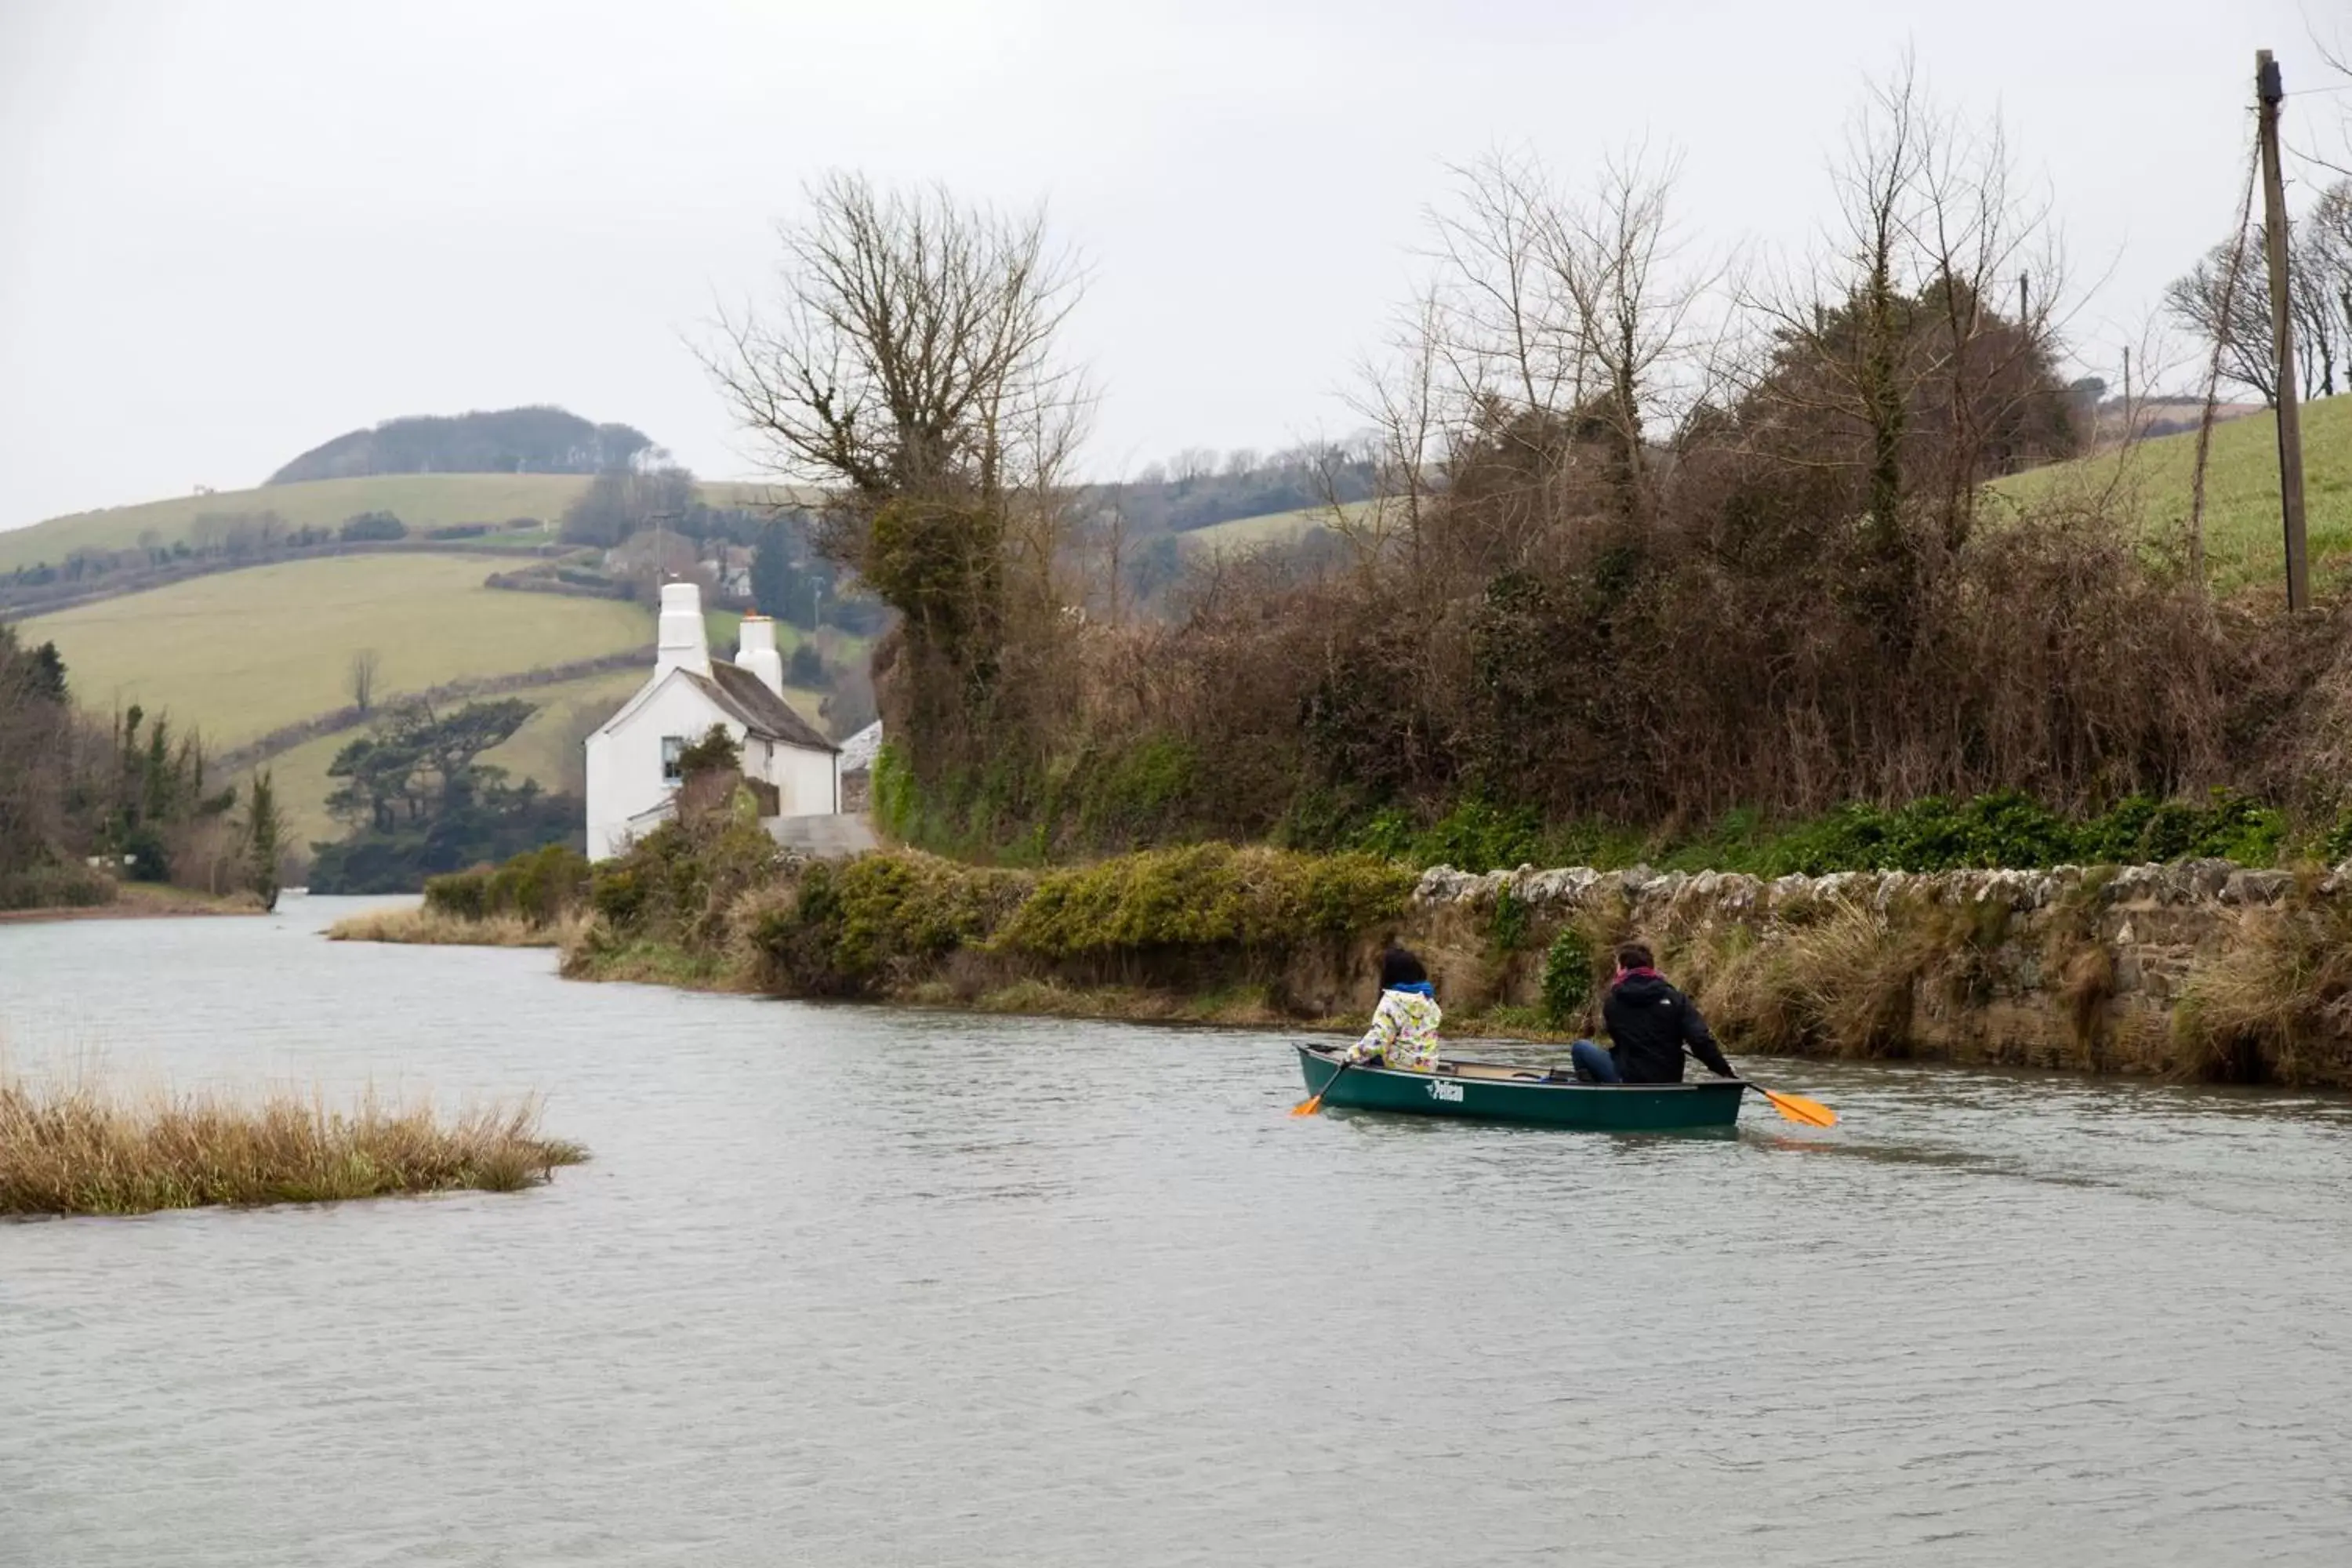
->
[585, 666, 844, 859]
[586, 672, 730, 861]
[773, 740, 840, 816]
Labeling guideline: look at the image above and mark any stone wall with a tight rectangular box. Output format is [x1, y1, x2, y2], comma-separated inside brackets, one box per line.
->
[1381, 858, 2348, 1085]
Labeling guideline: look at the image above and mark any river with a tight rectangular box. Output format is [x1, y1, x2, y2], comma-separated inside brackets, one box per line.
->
[5, 897, 2352, 1566]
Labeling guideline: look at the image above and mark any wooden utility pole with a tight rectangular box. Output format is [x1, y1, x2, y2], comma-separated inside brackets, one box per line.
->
[2256, 49, 2310, 612]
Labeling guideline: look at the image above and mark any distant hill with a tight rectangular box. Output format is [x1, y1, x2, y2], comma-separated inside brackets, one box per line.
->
[0, 473, 796, 575]
[267, 406, 656, 485]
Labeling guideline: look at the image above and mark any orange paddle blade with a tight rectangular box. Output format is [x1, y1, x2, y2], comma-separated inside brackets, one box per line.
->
[1290, 1093, 1327, 1118]
[1757, 1085, 1837, 1127]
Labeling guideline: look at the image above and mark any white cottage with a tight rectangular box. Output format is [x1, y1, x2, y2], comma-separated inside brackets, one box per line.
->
[584, 582, 840, 861]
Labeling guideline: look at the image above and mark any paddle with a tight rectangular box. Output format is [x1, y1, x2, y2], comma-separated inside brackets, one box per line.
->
[1290, 1052, 1352, 1117]
[1687, 1049, 1837, 1127]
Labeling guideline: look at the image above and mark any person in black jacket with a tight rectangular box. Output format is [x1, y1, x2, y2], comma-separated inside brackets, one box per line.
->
[1569, 942, 1737, 1084]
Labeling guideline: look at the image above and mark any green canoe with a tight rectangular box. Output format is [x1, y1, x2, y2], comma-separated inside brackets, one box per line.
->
[1294, 1044, 1747, 1132]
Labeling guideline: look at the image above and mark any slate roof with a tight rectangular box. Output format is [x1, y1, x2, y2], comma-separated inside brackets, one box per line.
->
[836, 720, 884, 775]
[685, 662, 839, 753]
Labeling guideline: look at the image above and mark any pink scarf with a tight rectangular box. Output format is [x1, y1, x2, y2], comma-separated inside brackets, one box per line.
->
[1611, 965, 1661, 986]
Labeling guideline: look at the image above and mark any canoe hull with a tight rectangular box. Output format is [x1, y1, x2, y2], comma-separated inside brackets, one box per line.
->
[1295, 1045, 1744, 1132]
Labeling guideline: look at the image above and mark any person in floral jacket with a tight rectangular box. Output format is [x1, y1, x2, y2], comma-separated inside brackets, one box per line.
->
[1347, 946, 1444, 1072]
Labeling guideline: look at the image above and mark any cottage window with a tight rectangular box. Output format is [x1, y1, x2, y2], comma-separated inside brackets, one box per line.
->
[661, 735, 687, 782]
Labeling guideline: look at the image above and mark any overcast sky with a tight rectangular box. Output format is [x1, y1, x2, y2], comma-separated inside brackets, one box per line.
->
[0, 0, 2339, 534]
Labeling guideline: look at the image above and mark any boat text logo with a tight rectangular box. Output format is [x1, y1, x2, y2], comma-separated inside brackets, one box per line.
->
[1425, 1080, 1464, 1103]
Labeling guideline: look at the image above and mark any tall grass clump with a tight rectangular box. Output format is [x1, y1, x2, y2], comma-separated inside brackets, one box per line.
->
[1696, 898, 1932, 1057]
[0, 1073, 586, 1216]
[328, 905, 579, 947]
[2172, 899, 2352, 1083]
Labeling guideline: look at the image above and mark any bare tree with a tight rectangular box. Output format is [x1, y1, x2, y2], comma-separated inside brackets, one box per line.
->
[1547, 145, 1722, 525]
[702, 173, 1092, 774]
[2292, 220, 2340, 397]
[704, 172, 1090, 517]
[2167, 231, 2281, 405]
[1361, 143, 1719, 548]
[1742, 56, 2074, 562]
[1168, 447, 1218, 484]
[347, 648, 381, 715]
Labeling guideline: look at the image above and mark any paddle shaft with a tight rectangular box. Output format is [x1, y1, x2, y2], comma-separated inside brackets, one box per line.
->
[1312, 1054, 1352, 1106]
[1290, 1048, 1356, 1116]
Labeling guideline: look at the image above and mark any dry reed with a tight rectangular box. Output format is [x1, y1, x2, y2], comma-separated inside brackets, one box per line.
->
[327, 906, 581, 947]
[1690, 898, 1930, 1057]
[2172, 903, 2352, 1083]
[0, 1073, 587, 1216]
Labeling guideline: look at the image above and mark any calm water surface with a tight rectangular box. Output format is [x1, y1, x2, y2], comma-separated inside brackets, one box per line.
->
[5, 898, 2352, 1566]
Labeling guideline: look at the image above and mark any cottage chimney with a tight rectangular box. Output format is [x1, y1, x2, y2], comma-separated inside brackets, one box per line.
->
[736, 614, 786, 698]
[655, 581, 711, 677]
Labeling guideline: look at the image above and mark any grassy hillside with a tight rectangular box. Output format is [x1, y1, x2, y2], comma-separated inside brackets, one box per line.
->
[0, 474, 809, 572]
[21, 554, 651, 747]
[1993, 394, 2352, 593]
[1177, 500, 1375, 553]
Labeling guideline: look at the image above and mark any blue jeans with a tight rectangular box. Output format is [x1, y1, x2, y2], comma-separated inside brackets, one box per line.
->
[1570, 1040, 1622, 1083]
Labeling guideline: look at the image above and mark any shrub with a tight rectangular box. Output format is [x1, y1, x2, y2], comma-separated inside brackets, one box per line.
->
[676, 725, 741, 778]
[338, 510, 407, 542]
[994, 844, 1413, 959]
[1072, 735, 1201, 846]
[590, 861, 649, 927]
[786, 642, 826, 688]
[120, 824, 172, 883]
[0, 862, 115, 912]
[425, 867, 490, 920]
[746, 851, 1031, 996]
[1490, 887, 1532, 952]
[1540, 925, 1593, 1025]
[425, 844, 590, 926]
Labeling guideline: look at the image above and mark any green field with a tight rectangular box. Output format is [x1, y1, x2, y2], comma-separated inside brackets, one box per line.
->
[1176, 499, 1381, 554]
[0, 474, 812, 572]
[21, 554, 652, 747]
[1992, 396, 2352, 593]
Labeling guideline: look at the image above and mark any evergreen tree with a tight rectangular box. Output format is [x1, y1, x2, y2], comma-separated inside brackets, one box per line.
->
[752, 519, 797, 619]
[245, 769, 281, 912]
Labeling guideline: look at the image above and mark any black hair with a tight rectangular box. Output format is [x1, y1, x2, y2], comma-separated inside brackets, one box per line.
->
[1378, 946, 1428, 989]
[1616, 942, 1654, 971]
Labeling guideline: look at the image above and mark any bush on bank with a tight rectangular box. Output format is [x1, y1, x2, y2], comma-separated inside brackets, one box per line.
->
[424, 843, 592, 926]
[1301, 787, 2301, 878]
[567, 824, 1417, 1001]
